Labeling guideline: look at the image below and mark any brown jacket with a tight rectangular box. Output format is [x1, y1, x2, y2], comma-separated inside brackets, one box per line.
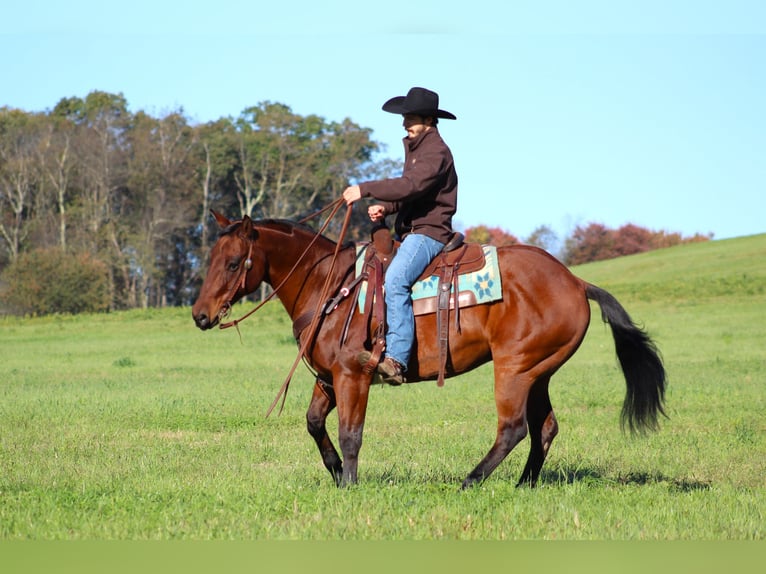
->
[359, 128, 457, 244]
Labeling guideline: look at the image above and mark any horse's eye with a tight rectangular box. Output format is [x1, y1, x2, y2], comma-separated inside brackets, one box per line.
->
[227, 261, 240, 272]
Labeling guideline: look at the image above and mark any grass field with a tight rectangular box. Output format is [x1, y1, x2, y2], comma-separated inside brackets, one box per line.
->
[0, 234, 764, 540]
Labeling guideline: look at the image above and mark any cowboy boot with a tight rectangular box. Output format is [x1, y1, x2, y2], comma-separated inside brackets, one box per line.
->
[376, 356, 406, 385]
[356, 352, 406, 386]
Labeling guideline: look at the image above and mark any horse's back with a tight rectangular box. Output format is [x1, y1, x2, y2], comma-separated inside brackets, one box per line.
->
[497, 244, 587, 307]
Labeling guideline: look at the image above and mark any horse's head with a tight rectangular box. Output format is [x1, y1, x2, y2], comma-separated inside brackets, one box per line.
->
[192, 211, 267, 330]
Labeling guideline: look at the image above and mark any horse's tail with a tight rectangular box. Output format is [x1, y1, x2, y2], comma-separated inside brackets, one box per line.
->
[585, 283, 667, 433]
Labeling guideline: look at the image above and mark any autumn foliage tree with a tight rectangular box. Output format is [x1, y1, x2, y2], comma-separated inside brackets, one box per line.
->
[462, 221, 710, 267]
[563, 222, 711, 265]
[464, 225, 519, 246]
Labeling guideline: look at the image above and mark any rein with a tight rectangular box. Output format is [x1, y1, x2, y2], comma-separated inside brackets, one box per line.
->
[218, 198, 346, 332]
[265, 203, 353, 417]
[215, 197, 353, 417]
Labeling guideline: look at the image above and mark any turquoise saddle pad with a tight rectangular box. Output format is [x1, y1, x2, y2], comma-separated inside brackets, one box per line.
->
[355, 244, 502, 312]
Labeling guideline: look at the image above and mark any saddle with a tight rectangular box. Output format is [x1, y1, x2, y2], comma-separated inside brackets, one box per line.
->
[354, 226, 486, 387]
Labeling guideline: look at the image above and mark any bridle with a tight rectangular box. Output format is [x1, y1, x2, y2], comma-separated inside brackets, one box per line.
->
[217, 198, 347, 332]
[212, 198, 353, 416]
[216, 237, 255, 326]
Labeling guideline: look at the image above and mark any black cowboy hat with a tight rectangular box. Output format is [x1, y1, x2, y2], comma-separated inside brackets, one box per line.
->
[381, 87, 457, 120]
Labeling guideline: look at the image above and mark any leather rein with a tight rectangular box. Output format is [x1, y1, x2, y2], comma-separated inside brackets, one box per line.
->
[215, 198, 353, 416]
[217, 198, 346, 332]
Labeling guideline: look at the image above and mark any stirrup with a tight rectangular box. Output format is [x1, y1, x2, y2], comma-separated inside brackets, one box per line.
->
[356, 352, 405, 386]
[376, 356, 405, 386]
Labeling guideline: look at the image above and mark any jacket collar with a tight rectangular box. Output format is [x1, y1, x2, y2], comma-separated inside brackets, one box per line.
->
[404, 127, 438, 152]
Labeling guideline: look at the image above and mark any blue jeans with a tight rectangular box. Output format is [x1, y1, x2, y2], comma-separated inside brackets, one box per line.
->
[384, 233, 445, 369]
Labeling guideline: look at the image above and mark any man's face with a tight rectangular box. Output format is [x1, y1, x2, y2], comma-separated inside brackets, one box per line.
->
[402, 114, 432, 139]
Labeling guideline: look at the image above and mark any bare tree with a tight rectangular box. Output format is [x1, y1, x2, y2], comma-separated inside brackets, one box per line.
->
[37, 117, 76, 250]
[0, 109, 41, 263]
[125, 110, 198, 307]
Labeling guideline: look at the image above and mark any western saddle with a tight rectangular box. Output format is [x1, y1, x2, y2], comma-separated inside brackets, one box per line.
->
[350, 225, 486, 386]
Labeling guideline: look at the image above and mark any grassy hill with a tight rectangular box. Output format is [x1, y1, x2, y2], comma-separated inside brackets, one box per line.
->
[570, 233, 766, 302]
[0, 234, 763, 540]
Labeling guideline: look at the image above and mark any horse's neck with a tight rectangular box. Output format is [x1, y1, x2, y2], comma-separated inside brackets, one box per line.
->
[259, 226, 349, 318]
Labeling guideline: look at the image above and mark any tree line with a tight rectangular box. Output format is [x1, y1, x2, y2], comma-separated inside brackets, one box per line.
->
[464, 222, 711, 265]
[0, 91, 397, 314]
[0, 90, 709, 315]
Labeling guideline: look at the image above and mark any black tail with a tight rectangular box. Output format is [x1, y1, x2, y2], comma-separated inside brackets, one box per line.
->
[585, 284, 667, 433]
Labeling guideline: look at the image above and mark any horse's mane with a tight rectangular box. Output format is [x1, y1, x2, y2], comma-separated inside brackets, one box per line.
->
[221, 217, 354, 249]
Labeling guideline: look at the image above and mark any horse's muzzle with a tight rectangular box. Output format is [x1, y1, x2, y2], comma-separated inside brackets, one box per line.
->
[193, 311, 218, 330]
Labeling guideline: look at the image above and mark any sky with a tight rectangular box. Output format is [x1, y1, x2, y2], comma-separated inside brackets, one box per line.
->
[2, 1, 765, 242]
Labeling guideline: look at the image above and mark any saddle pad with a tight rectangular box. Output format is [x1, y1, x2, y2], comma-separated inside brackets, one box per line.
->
[354, 244, 502, 313]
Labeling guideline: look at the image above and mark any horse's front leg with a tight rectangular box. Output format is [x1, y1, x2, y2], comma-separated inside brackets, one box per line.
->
[306, 378, 343, 486]
[334, 372, 372, 487]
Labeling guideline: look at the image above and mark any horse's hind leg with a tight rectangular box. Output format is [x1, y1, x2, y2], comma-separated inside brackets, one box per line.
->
[518, 376, 558, 487]
[461, 366, 530, 489]
[306, 378, 343, 486]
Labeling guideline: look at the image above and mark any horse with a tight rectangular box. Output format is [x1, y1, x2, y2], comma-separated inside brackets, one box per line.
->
[192, 210, 666, 488]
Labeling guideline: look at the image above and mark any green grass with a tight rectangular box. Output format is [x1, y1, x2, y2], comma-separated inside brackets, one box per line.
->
[1, 235, 764, 539]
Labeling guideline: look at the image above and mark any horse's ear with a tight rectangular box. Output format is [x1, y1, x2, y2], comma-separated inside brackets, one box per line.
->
[239, 215, 258, 239]
[211, 210, 231, 229]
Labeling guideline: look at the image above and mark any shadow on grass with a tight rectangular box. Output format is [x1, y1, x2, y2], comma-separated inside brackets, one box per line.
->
[356, 463, 711, 492]
[538, 467, 711, 492]
[365, 467, 711, 491]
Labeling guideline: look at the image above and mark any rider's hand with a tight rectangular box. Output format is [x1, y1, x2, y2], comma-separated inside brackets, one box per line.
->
[342, 185, 362, 205]
[368, 204, 386, 223]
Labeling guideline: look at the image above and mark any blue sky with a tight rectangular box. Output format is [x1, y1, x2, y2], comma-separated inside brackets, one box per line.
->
[2, 1, 764, 241]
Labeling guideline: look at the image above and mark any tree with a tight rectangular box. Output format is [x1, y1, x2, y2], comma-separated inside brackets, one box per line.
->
[55, 91, 132, 308]
[36, 114, 77, 251]
[53, 91, 129, 237]
[465, 224, 519, 246]
[525, 224, 559, 254]
[0, 247, 109, 315]
[562, 222, 712, 265]
[0, 108, 44, 264]
[124, 110, 199, 307]
[226, 102, 325, 220]
[613, 223, 654, 257]
[312, 117, 396, 240]
[562, 223, 617, 265]
[194, 118, 240, 251]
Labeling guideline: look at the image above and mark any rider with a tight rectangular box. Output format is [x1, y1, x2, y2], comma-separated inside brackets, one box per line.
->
[342, 87, 458, 385]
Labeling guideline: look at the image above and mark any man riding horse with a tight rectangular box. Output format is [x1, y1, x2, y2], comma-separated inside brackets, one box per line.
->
[343, 87, 458, 385]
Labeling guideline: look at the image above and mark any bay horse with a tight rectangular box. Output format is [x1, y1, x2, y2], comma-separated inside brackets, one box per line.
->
[192, 211, 666, 488]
